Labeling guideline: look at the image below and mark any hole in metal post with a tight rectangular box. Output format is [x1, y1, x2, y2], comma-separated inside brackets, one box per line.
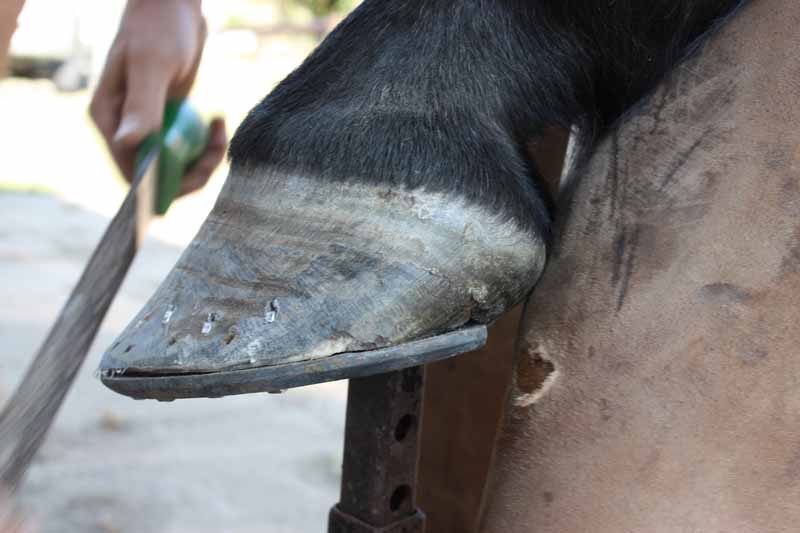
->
[394, 414, 416, 441]
[389, 484, 411, 512]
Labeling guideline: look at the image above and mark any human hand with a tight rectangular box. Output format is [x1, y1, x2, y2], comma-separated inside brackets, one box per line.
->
[0, 0, 27, 78]
[90, 0, 226, 196]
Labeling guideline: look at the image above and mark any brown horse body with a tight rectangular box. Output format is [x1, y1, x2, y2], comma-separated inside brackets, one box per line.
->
[477, 0, 800, 530]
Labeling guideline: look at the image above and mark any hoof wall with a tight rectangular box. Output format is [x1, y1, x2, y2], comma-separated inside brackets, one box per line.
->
[100, 169, 544, 399]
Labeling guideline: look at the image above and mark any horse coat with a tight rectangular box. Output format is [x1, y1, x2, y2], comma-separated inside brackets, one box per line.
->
[477, 0, 800, 530]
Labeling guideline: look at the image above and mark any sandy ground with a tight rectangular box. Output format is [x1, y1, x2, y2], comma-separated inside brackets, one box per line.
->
[0, 29, 349, 533]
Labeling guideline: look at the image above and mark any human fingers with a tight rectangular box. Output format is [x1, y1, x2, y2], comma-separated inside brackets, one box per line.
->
[111, 55, 173, 180]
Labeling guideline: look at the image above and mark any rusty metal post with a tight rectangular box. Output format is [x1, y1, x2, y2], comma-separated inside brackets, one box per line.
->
[328, 366, 426, 533]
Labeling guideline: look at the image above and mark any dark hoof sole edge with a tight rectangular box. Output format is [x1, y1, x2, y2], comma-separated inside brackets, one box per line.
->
[101, 325, 488, 401]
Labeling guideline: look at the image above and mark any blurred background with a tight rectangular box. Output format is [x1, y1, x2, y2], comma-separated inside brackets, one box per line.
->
[0, 1, 360, 531]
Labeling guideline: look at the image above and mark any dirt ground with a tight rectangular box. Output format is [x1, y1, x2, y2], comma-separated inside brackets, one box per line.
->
[0, 31, 348, 533]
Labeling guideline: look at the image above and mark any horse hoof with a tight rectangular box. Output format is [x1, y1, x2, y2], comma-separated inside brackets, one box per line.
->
[99, 168, 545, 398]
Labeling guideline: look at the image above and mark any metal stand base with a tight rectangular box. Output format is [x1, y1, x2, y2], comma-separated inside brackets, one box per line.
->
[328, 366, 426, 533]
[329, 507, 425, 533]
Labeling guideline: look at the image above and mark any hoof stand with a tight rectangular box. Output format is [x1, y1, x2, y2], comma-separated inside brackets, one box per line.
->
[100, 169, 545, 399]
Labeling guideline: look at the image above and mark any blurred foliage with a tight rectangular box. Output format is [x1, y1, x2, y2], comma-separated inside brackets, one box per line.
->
[222, 0, 361, 32]
[0, 182, 55, 195]
[292, 0, 359, 16]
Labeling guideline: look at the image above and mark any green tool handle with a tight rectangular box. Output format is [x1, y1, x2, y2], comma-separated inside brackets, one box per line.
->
[136, 99, 209, 215]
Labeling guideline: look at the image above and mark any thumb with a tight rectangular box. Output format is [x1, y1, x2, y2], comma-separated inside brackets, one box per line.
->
[113, 59, 172, 152]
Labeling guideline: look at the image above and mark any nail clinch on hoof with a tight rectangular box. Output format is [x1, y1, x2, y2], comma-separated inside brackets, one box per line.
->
[99, 170, 546, 400]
